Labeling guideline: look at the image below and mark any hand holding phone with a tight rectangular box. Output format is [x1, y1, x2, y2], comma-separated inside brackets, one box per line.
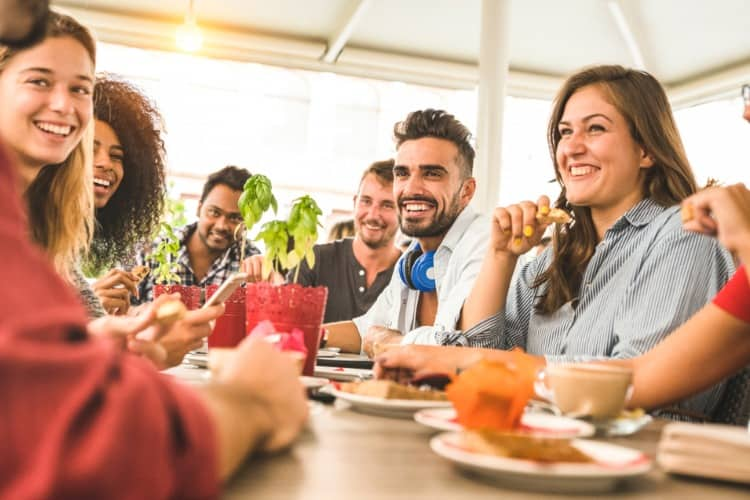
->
[203, 272, 248, 308]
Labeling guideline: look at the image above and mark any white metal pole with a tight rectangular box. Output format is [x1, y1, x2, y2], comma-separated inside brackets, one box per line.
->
[474, 0, 512, 214]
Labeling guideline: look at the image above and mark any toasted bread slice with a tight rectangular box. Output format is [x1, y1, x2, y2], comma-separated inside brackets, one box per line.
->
[463, 429, 593, 463]
[340, 379, 447, 401]
[536, 207, 572, 225]
[131, 265, 150, 283]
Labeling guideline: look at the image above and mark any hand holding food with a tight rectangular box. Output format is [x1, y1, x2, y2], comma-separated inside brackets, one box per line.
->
[489, 196, 568, 256]
[92, 267, 142, 315]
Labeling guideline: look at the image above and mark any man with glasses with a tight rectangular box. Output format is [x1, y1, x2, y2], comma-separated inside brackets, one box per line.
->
[135, 166, 260, 303]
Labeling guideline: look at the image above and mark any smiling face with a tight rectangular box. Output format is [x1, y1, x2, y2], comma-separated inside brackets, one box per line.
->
[394, 137, 475, 248]
[353, 172, 398, 249]
[196, 184, 244, 254]
[0, 36, 93, 184]
[555, 85, 653, 222]
[92, 119, 124, 209]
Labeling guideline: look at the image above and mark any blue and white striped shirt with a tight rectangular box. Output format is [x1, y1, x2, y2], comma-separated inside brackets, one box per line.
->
[439, 198, 735, 417]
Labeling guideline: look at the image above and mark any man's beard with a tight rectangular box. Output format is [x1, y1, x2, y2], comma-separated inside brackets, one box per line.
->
[398, 191, 462, 238]
[357, 220, 394, 250]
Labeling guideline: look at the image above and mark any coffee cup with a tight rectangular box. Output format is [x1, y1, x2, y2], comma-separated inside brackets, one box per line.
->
[535, 363, 633, 420]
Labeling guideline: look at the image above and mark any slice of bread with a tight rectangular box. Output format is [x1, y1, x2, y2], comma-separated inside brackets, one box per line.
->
[340, 379, 447, 401]
[131, 265, 150, 283]
[463, 429, 593, 463]
[536, 207, 572, 225]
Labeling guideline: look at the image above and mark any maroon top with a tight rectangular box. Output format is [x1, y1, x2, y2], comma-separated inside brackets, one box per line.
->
[713, 265, 750, 323]
[0, 143, 219, 499]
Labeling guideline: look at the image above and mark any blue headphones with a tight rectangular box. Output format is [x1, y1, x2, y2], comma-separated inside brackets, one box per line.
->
[398, 245, 436, 292]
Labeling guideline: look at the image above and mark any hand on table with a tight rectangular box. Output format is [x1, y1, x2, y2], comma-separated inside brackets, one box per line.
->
[92, 268, 139, 315]
[362, 326, 403, 358]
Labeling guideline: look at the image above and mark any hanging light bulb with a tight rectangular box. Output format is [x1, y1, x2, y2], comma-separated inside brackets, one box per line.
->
[176, 0, 203, 52]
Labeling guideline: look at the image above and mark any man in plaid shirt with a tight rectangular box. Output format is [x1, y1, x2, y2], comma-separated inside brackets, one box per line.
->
[135, 166, 260, 303]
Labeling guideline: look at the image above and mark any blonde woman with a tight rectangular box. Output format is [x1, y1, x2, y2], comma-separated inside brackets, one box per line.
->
[0, 11, 94, 286]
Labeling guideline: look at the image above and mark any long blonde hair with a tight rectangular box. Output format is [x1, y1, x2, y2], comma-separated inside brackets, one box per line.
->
[534, 65, 698, 314]
[0, 12, 96, 280]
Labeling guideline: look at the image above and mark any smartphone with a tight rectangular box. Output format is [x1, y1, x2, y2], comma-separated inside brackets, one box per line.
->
[202, 272, 248, 308]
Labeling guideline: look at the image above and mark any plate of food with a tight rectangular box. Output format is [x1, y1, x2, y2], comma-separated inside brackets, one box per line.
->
[415, 408, 595, 438]
[431, 430, 652, 494]
[331, 380, 452, 418]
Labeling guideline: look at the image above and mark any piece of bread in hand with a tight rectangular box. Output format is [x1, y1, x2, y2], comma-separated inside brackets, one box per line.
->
[680, 203, 694, 223]
[131, 265, 150, 283]
[340, 379, 447, 401]
[155, 300, 187, 326]
[535, 207, 572, 225]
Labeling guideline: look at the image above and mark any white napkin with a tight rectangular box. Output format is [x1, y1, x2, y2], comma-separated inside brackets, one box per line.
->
[657, 422, 750, 484]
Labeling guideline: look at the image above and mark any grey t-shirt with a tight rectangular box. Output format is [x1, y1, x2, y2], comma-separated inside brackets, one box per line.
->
[288, 238, 395, 323]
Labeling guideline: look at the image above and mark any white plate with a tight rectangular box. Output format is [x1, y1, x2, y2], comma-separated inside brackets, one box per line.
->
[316, 350, 338, 358]
[431, 432, 652, 494]
[314, 366, 372, 382]
[300, 376, 329, 390]
[331, 387, 452, 418]
[415, 408, 595, 438]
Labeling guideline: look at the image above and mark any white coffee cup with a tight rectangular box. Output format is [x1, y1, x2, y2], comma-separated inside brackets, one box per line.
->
[535, 363, 633, 420]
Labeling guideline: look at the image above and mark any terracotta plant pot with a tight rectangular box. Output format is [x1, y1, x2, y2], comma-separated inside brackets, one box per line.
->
[206, 284, 246, 348]
[153, 284, 202, 310]
[245, 282, 328, 376]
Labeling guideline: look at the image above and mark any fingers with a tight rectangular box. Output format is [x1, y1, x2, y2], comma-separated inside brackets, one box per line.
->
[242, 255, 265, 283]
[127, 338, 167, 368]
[183, 303, 225, 325]
[93, 268, 139, 298]
[97, 287, 131, 315]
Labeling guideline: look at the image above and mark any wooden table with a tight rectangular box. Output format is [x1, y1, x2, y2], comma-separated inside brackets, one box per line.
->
[166, 365, 750, 499]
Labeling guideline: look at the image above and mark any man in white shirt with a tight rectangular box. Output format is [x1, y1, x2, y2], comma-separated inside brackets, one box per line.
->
[326, 109, 489, 355]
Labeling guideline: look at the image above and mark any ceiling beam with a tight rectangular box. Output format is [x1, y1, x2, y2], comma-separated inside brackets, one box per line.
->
[668, 60, 750, 109]
[607, 0, 649, 71]
[321, 0, 372, 64]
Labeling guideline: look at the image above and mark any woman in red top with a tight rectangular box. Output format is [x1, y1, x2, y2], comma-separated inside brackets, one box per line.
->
[375, 183, 750, 411]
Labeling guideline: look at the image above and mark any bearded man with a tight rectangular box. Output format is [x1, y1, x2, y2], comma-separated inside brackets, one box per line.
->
[326, 109, 489, 355]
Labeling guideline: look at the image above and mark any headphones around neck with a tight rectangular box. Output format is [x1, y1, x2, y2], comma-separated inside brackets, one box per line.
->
[397, 244, 436, 292]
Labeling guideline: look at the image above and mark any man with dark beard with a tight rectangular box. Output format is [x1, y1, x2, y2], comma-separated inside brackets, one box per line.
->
[326, 109, 489, 355]
[135, 166, 260, 303]
[286, 160, 401, 323]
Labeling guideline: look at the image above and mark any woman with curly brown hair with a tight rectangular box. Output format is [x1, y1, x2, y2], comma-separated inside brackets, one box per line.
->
[88, 74, 167, 315]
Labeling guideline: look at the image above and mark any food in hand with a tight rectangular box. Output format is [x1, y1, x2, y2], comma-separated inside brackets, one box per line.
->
[535, 207, 572, 225]
[340, 379, 447, 401]
[131, 265, 150, 282]
[463, 429, 593, 463]
[155, 300, 187, 326]
[680, 203, 694, 223]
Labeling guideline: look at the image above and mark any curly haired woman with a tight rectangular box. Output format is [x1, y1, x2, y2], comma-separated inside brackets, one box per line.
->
[88, 74, 167, 315]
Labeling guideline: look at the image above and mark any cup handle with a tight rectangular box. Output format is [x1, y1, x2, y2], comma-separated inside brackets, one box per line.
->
[534, 368, 555, 403]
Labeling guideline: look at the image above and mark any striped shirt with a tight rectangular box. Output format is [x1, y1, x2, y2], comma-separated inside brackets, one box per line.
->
[439, 198, 735, 417]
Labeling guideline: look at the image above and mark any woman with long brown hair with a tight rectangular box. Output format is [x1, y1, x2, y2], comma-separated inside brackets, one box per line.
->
[450, 65, 734, 418]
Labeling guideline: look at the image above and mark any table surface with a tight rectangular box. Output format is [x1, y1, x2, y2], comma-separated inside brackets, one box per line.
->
[165, 364, 750, 499]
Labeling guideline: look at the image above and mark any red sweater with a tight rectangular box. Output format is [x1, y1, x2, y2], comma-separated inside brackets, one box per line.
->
[0, 143, 219, 499]
[713, 265, 750, 323]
